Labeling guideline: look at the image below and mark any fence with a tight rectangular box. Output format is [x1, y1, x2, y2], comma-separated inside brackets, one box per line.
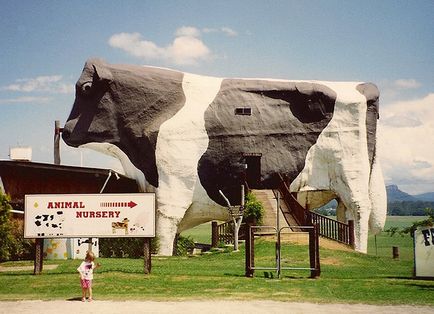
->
[309, 211, 354, 246]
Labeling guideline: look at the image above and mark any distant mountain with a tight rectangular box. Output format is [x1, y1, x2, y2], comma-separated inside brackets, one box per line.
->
[386, 185, 418, 202]
[414, 192, 434, 202]
[386, 185, 434, 216]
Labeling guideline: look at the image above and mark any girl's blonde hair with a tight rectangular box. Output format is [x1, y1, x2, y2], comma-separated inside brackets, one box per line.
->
[85, 251, 95, 262]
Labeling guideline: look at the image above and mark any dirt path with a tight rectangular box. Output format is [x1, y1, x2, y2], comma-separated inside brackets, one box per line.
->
[1, 300, 433, 314]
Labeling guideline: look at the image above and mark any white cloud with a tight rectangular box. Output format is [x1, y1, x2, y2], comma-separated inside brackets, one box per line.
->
[393, 79, 421, 89]
[108, 32, 167, 60]
[220, 27, 238, 37]
[109, 25, 237, 66]
[0, 96, 52, 104]
[203, 26, 238, 37]
[378, 93, 434, 194]
[1, 75, 74, 94]
[168, 35, 210, 65]
[175, 26, 201, 38]
[379, 78, 423, 104]
[381, 114, 422, 128]
[109, 30, 210, 65]
[109, 30, 210, 66]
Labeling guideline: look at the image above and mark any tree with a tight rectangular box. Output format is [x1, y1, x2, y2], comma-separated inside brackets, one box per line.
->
[0, 190, 13, 261]
[402, 208, 433, 237]
[219, 185, 247, 252]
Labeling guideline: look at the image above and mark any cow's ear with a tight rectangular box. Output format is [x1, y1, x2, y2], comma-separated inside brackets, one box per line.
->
[93, 64, 113, 82]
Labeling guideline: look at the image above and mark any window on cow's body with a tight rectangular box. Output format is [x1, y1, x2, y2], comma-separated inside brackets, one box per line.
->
[235, 107, 252, 115]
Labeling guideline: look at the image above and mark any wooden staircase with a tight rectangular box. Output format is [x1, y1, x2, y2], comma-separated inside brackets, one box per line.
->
[216, 175, 355, 248]
[251, 189, 294, 228]
[251, 174, 355, 248]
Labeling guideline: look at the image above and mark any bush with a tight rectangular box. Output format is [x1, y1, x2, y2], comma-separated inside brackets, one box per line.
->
[99, 237, 159, 258]
[383, 208, 433, 238]
[9, 219, 34, 260]
[174, 235, 195, 256]
[100, 235, 196, 257]
[402, 208, 433, 237]
[243, 192, 264, 225]
[0, 191, 13, 261]
[0, 190, 35, 261]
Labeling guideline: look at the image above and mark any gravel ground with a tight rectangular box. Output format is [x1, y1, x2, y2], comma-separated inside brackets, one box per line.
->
[1, 300, 433, 314]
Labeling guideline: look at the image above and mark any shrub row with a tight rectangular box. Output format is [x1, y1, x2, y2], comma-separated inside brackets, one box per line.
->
[0, 191, 34, 261]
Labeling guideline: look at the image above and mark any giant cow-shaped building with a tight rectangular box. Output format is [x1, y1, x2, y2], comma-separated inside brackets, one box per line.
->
[62, 59, 387, 255]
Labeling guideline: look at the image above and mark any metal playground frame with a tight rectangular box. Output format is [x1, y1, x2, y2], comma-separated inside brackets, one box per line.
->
[245, 192, 320, 278]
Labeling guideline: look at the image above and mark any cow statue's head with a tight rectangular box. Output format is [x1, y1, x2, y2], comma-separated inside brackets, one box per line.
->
[62, 59, 185, 189]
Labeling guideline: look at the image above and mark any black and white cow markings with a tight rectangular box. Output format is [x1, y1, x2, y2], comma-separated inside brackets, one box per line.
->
[34, 211, 65, 237]
[62, 59, 386, 254]
[199, 79, 337, 205]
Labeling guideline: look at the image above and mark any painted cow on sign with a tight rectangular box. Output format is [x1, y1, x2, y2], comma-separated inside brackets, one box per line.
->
[62, 59, 387, 255]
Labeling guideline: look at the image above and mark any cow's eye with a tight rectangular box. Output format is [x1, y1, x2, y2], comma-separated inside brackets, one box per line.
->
[81, 81, 93, 95]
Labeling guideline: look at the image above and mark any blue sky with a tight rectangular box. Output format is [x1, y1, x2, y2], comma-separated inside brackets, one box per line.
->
[0, 0, 433, 194]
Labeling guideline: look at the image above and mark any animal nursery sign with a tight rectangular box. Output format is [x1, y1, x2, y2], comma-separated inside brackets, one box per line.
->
[24, 193, 155, 238]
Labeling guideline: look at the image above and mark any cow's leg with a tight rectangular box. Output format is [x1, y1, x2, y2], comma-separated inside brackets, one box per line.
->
[368, 156, 387, 234]
[333, 180, 371, 253]
[155, 178, 196, 255]
[155, 208, 184, 256]
[337, 158, 386, 253]
[155, 73, 223, 256]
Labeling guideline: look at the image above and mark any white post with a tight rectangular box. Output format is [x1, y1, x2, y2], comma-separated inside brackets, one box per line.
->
[219, 187, 245, 252]
[233, 185, 245, 252]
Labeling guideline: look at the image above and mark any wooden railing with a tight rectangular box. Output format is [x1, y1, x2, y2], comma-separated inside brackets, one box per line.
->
[214, 220, 248, 246]
[217, 221, 234, 244]
[276, 174, 311, 227]
[276, 173, 354, 247]
[308, 211, 354, 246]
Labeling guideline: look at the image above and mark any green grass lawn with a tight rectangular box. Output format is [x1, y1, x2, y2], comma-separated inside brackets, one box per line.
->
[181, 222, 214, 244]
[367, 216, 427, 260]
[184, 216, 427, 261]
[1, 216, 433, 304]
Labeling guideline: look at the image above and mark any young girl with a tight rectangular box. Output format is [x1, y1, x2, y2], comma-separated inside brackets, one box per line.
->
[77, 251, 100, 302]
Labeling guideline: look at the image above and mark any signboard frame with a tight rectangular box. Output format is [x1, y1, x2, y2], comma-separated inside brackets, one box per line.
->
[413, 226, 434, 279]
[24, 193, 155, 239]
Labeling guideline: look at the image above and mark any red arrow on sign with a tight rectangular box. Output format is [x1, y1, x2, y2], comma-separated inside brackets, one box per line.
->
[100, 201, 138, 208]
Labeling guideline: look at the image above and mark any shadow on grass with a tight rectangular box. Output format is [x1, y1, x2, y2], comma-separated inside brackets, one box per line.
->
[66, 297, 83, 301]
[384, 275, 434, 282]
[404, 283, 434, 290]
[385, 276, 415, 280]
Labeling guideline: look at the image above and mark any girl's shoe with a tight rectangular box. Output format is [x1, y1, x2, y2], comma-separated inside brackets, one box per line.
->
[81, 298, 86, 302]
[88, 298, 93, 302]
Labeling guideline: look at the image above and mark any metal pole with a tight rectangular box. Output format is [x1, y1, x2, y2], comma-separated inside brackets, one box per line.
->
[276, 191, 281, 279]
[375, 235, 378, 256]
[54, 120, 61, 165]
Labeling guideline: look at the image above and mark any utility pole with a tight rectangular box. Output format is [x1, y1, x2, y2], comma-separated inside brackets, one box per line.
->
[54, 120, 62, 165]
